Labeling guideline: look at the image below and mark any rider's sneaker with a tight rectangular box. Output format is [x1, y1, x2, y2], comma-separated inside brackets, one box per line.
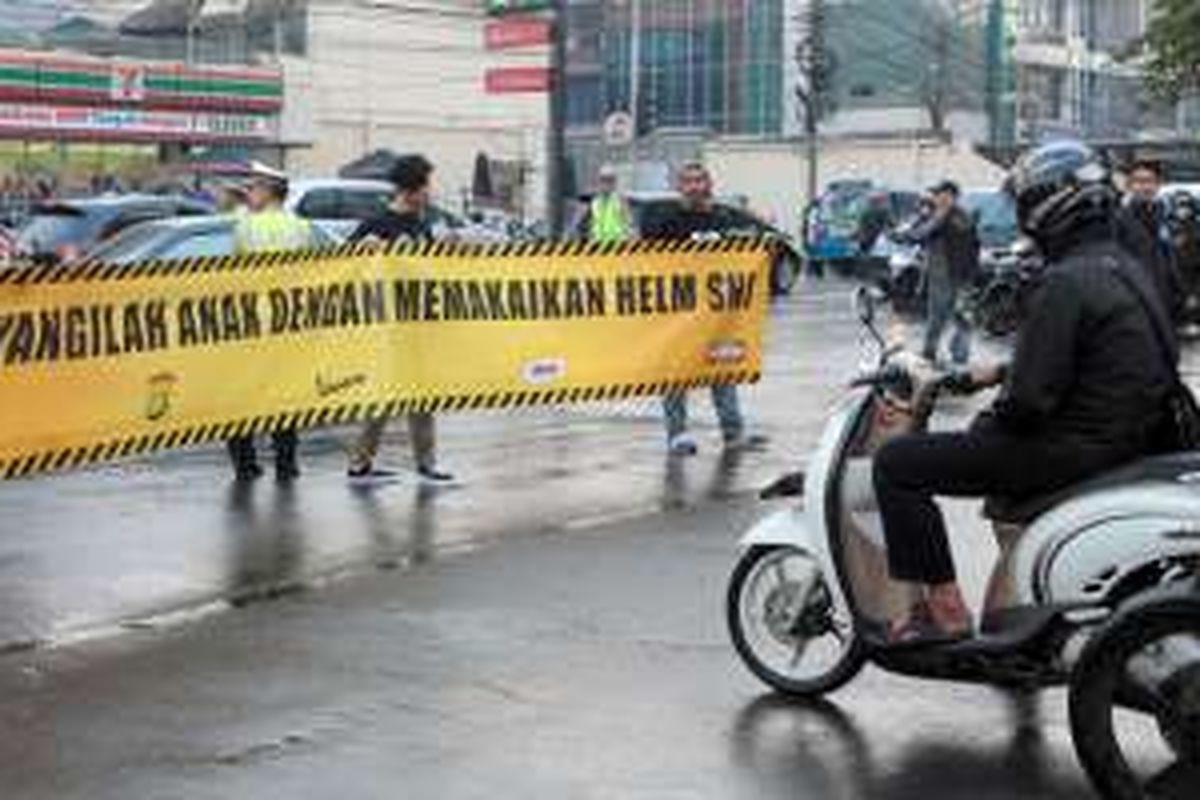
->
[668, 433, 699, 457]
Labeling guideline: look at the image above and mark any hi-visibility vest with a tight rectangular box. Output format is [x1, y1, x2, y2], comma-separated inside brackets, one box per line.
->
[590, 194, 631, 243]
[234, 207, 316, 254]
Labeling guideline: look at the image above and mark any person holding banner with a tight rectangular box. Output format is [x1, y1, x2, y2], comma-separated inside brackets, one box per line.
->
[226, 163, 318, 482]
[641, 161, 768, 457]
[345, 154, 456, 486]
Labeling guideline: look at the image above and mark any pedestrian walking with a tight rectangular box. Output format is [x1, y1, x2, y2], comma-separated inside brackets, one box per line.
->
[1116, 159, 1183, 321]
[575, 164, 633, 243]
[640, 161, 768, 457]
[226, 163, 318, 483]
[345, 154, 456, 486]
[902, 180, 979, 366]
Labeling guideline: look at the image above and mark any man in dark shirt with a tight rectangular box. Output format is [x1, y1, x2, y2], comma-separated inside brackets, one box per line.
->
[346, 154, 455, 485]
[901, 180, 979, 365]
[640, 162, 767, 456]
[1116, 159, 1182, 320]
[873, 141, 1173, 645]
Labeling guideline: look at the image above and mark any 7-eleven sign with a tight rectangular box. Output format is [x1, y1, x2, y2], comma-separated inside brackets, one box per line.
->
[111, 63, 146, 103]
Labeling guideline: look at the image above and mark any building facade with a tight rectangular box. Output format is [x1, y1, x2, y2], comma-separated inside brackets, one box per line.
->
[563, 0, 787, 191]
[283, 0, 550, 219]
[1010, 0, 1199, 144]
[0, 1, 551, 218]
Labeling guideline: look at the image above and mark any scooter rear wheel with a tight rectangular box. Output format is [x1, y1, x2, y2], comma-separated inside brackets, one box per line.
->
[727, 545, 865, 697]
[1069, 597, 1200, 799]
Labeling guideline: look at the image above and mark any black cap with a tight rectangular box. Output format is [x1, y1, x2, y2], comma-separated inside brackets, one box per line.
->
[929, 179, 960, 196]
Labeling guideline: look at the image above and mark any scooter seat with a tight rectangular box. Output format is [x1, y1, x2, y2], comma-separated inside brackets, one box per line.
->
[984, 451, 1200, 525]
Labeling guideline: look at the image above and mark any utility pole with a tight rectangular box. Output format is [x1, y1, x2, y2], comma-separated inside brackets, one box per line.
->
[794, 0, 832, 210]
[547, 0, 568, 237]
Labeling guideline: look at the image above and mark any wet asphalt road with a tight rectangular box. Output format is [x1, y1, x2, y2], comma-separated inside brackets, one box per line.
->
[0, 498, 1110, 800]
[0, 277, 1192, 798]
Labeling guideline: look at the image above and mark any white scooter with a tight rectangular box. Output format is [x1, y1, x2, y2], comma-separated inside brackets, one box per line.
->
[727, 288, 1200, 799]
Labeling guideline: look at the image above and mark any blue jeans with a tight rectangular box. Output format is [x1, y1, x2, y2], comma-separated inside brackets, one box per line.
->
[923, 277, 971, 364]
[663, 384, 744, 441]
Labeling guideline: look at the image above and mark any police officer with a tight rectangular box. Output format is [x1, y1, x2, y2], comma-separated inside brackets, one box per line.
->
[226, 163, 317, 482]
[576, 164, 633, 243]
[873, 141, 1174, 645]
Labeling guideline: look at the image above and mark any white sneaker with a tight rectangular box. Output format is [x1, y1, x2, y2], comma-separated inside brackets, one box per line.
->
[668, 433, 699, 456]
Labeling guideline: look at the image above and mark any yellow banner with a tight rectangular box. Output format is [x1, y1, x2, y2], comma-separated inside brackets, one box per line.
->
[0, 239, 770, 479]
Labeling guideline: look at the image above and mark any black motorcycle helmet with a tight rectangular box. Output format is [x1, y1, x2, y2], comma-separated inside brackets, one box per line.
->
[1172, 190, 1197, 221]
[1006, 140, 1116, 252]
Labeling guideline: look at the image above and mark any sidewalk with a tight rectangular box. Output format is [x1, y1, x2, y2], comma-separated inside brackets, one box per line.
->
[0, 279, 857, 650]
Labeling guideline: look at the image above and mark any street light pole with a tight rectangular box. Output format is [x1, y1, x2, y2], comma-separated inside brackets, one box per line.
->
[547, 0, 568, 237]
[628, 0, 641, 183]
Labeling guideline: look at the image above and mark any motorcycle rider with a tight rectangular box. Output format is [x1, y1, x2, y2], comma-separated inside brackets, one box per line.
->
[1168, 191, 1200, 324]
[872, 141, 1175, 645]
[1116, 159, 1183, 321]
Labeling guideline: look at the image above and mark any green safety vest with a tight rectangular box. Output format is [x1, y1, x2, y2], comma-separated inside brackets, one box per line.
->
[590, 194, 631, 243]
[234, 208, 316, 254]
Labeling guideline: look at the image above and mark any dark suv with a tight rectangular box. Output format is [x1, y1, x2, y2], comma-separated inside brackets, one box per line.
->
[16, 195, 212, 265]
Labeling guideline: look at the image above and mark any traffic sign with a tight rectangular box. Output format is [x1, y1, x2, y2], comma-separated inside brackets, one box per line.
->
[603, 111, 635, 146]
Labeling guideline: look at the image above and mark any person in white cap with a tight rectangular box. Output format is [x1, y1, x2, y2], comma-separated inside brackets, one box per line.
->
[227, 162, 318, 482]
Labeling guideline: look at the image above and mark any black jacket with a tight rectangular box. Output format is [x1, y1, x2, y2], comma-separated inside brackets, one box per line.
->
[350, 209, 432, 245]
[903, 205, 979, 286]
[1115, 201, 1182, 320]
[987, 235, 1173, 455]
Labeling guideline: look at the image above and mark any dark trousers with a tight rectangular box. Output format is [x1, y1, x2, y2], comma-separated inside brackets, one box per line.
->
[227, 430, 298, 475]
[872, 426, 1124, 584]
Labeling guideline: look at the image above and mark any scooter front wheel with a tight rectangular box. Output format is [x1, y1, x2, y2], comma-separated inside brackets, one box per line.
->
[727, 545, 865, 697]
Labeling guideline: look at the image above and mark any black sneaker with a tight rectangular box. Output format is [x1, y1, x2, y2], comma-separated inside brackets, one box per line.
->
[416, 465, 458, 486]
[276, 461, 300, 483]
[347, 465, 403, 486]
[234, 462, 264, 482]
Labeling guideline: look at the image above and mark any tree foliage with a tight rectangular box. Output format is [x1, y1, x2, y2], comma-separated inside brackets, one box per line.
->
[1145, 0, 1200, 97]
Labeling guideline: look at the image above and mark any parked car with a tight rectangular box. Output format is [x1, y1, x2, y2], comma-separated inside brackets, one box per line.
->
[962, 187, 1020, 270]
[619, 193, 803, 296]
[15, 195, 212, 265]
[83, 214, 342, 265]
[285, 178, 394, 239]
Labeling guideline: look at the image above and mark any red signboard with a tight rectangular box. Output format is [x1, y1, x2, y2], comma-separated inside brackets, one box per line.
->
[484, 66, 552, 94]
[484, 15, 552, 49]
